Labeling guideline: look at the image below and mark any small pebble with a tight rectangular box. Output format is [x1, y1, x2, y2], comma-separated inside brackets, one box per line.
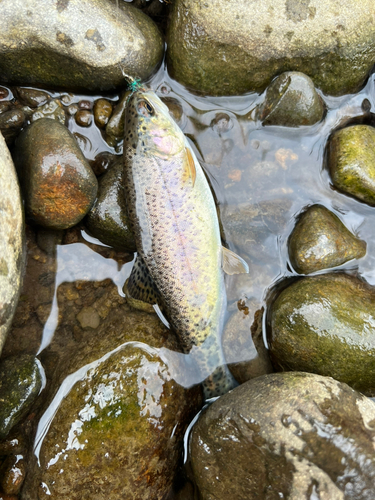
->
[78, 100, 92, 110]
[75, 109, 93, 127]
[15, 87, 50, 108]
[94, 98, 113, 128]
[76, 306, 100, 330]
[0, 87, 9, 99]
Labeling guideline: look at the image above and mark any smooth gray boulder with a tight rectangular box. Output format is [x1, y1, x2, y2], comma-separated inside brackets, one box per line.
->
[0, 132, 25, 355]
[0, 0, 163, 91]
[167, 0, 375, 96]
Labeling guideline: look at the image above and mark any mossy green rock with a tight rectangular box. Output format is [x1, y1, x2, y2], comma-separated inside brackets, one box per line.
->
[289, 204, 366, 274]
[22, 343, 201, 500]
[328, 125, 375, 206]
[259, 72, 325, 127]
[0, 0, 163, 91]
[268, 273, 375, 395]
[85, 160, 136, 252]
[0, 354, 43, 440]
[167, 0, 375, 96]
[190, 372, 375, 499]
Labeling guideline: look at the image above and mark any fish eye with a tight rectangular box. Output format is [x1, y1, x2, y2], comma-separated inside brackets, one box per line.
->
[137, 100, 154, 117]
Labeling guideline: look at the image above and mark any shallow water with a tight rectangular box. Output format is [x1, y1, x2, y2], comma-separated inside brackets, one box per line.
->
[3, 60, 375, 496]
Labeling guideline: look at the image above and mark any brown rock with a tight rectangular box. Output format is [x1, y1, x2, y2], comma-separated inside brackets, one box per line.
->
[14, 119, 98, 230]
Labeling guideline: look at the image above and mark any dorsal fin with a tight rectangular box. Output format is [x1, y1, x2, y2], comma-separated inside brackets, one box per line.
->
[222, 246, 249, 275]
[185, 147, 197, 187]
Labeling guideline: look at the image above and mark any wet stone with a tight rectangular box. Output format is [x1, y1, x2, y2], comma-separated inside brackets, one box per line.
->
[0, 108, 26, 144]
[190, 372, 375, 499]
[15, 87, 50, 108]
[0, 132, 25, 354]
[288, 204, 366, 274]
[259, 72, 325, 127]
[0, 354, 43, 440]
[22, 344, 202, 499]
[75, 109, 93, 127]
[0, 0, 163, 91]
[93, 98, 113, 128]
[85, 159, 136, 252]
[31, 99, 66, 125]
[0, 454, 26, 495]
[14, 118, 98, 230]
[328, 124, 375, 206]
[223, 307, 273, 384]
[167, 0, 375, 96]
[105, 91, 131, 147]
[89, 151, 118, 177]
[268, 273, 375, 395]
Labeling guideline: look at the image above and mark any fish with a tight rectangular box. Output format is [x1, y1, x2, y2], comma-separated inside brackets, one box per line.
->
[122, 88, 248, 398]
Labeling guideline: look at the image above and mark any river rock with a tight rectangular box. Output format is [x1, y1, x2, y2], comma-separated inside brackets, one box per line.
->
[0, 132, 25, 355]
[268, 273, 375, 395]
[93, 99, 113, 129]
[15, 87, 50, 108]
[259, 72, 325, 127]
[223, 308, 273, 384]
[13, 118, 98, 230]
[85, 159, 136, 251]
[31, 99, 66, 125]
[288, 204, 366, 274]
[0, 354, 43, 440]
[105, 91, 131, 147]
[0, 108, 26, 144]
[328, 124, 375, 206]
[0, 0, 163, 91]
[167, 0, 375, 96]
[190, 372, 375, 499]
[21, 308, 202, 499]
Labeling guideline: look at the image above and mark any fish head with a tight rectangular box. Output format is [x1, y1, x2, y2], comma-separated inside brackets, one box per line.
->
[125, 90, 185, 160]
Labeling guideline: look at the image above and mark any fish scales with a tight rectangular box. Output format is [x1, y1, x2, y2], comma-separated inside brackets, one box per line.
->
[123, 89, 236, 396]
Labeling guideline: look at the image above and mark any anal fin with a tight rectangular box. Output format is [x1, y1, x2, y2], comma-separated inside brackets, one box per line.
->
[222, 246, 249, 275]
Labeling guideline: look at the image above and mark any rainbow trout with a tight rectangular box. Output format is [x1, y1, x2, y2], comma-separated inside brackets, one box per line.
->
[123, 89, 248, 397]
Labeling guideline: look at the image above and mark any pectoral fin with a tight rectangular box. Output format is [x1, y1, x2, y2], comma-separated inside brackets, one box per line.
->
[185, 147, 197, 187]
[123, 254, 162, 313]
[222, 246, 249, 275]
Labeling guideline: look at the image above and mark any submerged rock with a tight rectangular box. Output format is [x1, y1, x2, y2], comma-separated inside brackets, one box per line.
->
[0, 354, 43, 440]
[190, 372, 375, 499]
[328, 125, 375, 206]
[167, 0, 375, 96]
[223, 308, 273, 384]
[259, 72, 325, 127]
[14, 119, 98, 229]
[268, 273, 375, 395]
[0, 0, 163, 91]
[22, 317, 202, 499]
[289, 204, 366, 274]
[0, 132, 25, 355]
[85, 159, 136, 252]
